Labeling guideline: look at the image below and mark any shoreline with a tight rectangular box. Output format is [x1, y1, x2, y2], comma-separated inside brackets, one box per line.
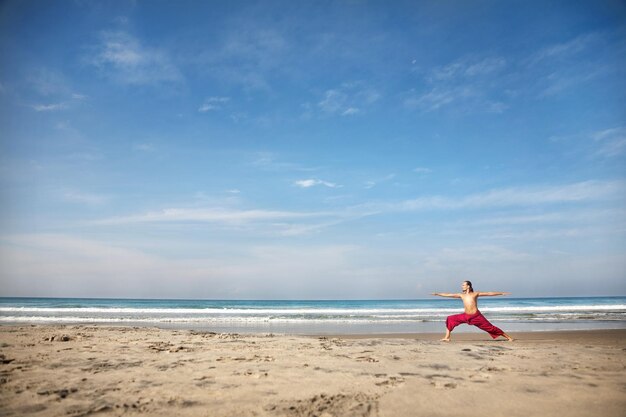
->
[321, 328, 626, 341]
[2, 319, 624, 336]
[5, 323, 626, 337]
[1, 325, 625, 416]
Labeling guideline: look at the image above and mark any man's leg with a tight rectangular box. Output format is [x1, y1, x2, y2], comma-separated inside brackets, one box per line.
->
[442, 313, 467, 342]
[469, 312, 513, 341]
[440, 328, 452, 342]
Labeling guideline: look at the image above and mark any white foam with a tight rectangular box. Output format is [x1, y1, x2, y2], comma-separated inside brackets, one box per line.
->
[1, 305, 625, 315]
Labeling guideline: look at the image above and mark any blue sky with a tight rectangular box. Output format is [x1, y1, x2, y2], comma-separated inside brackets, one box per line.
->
[1, 0, 625, 299]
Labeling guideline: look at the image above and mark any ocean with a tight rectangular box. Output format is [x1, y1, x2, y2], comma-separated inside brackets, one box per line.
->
[1, 296, 625, 334]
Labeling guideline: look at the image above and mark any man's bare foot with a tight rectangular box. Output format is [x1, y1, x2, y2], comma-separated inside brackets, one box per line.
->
[440, 338, 450, 342]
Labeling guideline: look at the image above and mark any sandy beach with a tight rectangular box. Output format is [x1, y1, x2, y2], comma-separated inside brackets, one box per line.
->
[1, 325, 625, 417]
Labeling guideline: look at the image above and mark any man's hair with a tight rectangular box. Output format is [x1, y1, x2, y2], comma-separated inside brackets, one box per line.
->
[463, 280, 474, 292]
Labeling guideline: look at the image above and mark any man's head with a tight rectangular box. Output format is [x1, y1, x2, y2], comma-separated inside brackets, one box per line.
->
[462, 280, 473, 293]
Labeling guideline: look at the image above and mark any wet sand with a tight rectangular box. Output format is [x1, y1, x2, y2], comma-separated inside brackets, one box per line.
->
[1, 325, 624, 417]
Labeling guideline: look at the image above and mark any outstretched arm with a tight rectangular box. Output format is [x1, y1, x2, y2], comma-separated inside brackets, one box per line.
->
[431, 292, 461, 298]
[477, 292, 511, 297]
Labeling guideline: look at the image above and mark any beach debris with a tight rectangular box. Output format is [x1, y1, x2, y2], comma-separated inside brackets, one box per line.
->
[147, 341, 183, 352]
[43, 334, 71, 342]
[217, 333, 240, 340]
[0, 354, 15, 365]
[189, 330, 217, 338]
[36, 387, 78, 398]
[319, 337, 346, 351]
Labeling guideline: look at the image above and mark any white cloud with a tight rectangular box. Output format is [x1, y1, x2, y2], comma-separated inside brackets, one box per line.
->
[195, 26, 289, 91]
[29, 93, 87, 112]
[591, 127, 626, 158]
[318, 89, 347, 113]
[92, 207, 334, 225]
[0, 234, 377, 299]
[25, 69, 87, 112]
[538, 67, 604, 98]
[405, 85, 507, 114]
[31, 103, 68, 112]
[404, 87, 474, 111]
[294, 179, 340, 188]
[133, 143, 156, 152]
[419, 180, 623, 209]
[252, 152, 318, 172]
[430, 56, 506, 81]
[27, 68, 71, 96]
[90, 30, 182, 85]
[342, 107, 359, 116]
[64, 190, 110, 206]
[364, 174, 395, 189]
[198, 96, 230, 112]
[360, 180, 626, 213]
[528, 33, 601, 65]
[465, 57, 506, 76]
[412, 55, 508, 113]
[317, 82, 379, 116]
[413, 167, 432, 174]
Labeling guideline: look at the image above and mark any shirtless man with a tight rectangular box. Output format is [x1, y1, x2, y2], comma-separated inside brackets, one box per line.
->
[432, 280, 514, 342]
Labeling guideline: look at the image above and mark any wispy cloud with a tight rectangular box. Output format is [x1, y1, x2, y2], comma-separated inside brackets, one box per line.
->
[133, 143, 156, 152]
[525, 32, 610, 98]
[538, 67, 605, 98]
[404, 86, 507, 113]
[27, 68, 71, 97]
[403, 87, 467, 111]
[294, 179, 340, 189]
[30, 103, 68, 112]
[252, 152, 318, 172]
[0, 233, 370, 298]
[26, 68, 87, 111]
[198, 96, 230, 112]
[361, 180, 626, 213]
[92, 207, 334, 225]
[364, 174, 395, 189]
[413, 167, 432, 175]
[64, 190, 110, 206]
[90, 30, 182, 85]
[194, 26, 290, 91]
[591, 127, 626, 158]
[406, 55, 508, 113]
[317, 82, 380, 117]
[527, 33, 602, 66]
[429, 57, 506, 81]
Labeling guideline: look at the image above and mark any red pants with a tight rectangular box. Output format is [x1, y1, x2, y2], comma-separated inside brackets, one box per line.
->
[446, 310, 505, 339]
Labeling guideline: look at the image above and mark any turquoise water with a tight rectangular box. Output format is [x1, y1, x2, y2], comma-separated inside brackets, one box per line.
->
[1, 296, 625, 334]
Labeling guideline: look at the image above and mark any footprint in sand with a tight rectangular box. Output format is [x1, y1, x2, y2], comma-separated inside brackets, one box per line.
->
[193, 376, 215, 387]
[375, 376, 405, 387]
[469, 372, 491, 383]
[425, 374, 463, 389]
[266, 392, 378, 417]
[356, 356, 379, 363]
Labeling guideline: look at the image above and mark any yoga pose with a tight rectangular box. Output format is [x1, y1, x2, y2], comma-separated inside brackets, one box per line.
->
[432, 281, 514, 342]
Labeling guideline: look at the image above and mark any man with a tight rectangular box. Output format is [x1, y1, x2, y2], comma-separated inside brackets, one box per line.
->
[432, 280, 514, 342]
